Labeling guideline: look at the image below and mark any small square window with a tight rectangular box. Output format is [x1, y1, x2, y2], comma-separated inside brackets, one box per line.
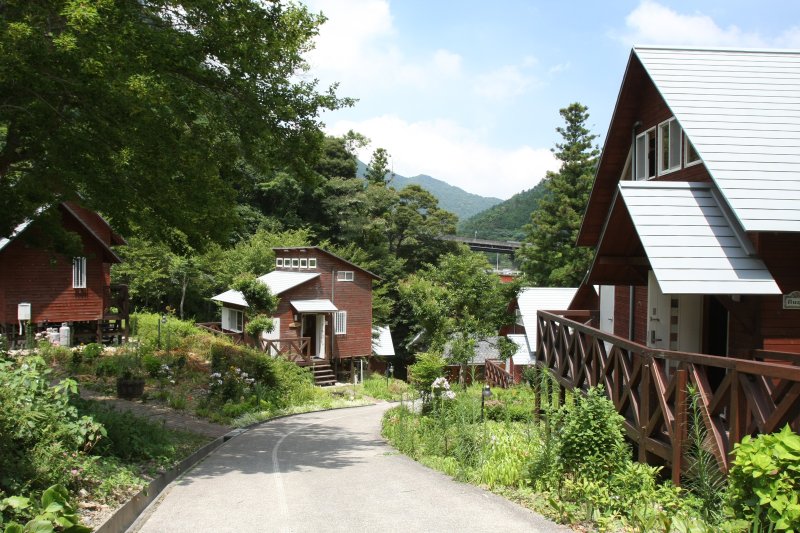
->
[308, 258, 317, 269]
[291, 258, 299, 268]
[337, 271, 354, 282]
[685, 137, 701, 166]
[276, 258, 284, 267]
[300, 258, 308, 268]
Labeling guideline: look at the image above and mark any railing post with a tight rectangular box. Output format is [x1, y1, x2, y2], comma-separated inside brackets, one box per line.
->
[672, 367, 688, 486]
[639, 357, 651, 463]
[729, 370, 746, 453]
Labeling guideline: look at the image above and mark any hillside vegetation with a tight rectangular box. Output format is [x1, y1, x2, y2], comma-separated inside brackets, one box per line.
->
[458, 181, 549, 241]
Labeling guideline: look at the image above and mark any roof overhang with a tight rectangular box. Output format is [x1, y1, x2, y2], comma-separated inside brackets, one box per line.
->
[258, 270, 320, 295]
[589, 181, 781, 295]
[290, 299, 338, 313]
[211, 289, 248, 308]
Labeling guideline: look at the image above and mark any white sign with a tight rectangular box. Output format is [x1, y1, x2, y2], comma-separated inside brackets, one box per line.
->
[783, 291, 800, 310]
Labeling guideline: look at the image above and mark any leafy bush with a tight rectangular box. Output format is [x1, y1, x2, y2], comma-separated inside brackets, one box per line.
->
[557, 385, 629, 482]
[130, 312, 201, 352]
[408, 351, 447, 400]
[82, 343, 104, 362]
[362, 375, 412, 401]
[727, 425, 800, 531]
[0, 484, 90, 533]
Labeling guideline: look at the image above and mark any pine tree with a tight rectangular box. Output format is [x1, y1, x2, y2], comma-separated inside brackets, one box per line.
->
[519, 103, 599, 286]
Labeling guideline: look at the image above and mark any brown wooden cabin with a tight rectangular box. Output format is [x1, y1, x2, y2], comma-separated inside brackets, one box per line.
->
[207, 247, 380, 385]
[0, 202, 129, 347]
[537, 46, 800, 483]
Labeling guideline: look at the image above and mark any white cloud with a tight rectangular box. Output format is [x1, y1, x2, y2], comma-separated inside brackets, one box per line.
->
[617, 1, 767, 47]
[327, 115, 559, 199]
[473, 63, 537, 101]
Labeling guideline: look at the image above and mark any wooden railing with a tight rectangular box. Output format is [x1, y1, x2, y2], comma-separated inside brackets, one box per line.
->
[536, 310, 800, 484]
[262, 337, 312, 365]
[195, 322, 243, 344]
[485, 358, 513, 389]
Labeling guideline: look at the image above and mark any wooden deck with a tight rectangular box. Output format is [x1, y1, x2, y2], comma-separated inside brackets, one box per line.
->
[535, 310, 800, 484]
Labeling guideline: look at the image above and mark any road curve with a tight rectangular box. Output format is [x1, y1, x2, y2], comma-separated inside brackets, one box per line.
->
[132, 403, 566, 532]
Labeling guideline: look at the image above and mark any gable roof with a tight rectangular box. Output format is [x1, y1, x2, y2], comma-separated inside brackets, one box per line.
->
[273, 246, 381, 279]
[372, 326, 395, 357]
[211, 271, 320, 308]
[634, 46, 800, 233]
[618, 181, 780, 294]
[0, 203, 124, 263]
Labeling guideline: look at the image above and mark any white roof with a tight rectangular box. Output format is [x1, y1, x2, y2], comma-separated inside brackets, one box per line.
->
[211, 289, 248, 307]
[517, 287, 578, 350]
[507, 334, 533, 366]
[290, 299, 338, 313]
[619, 181, 780, 295]
[211, 270, 320, 307]
[635, 46, 800, 233]
[372, 326, 395, 357]
[258, 270, 319, 295]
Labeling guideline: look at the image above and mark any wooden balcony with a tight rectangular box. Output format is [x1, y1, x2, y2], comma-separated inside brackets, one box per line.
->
[536, 310, 800, 484]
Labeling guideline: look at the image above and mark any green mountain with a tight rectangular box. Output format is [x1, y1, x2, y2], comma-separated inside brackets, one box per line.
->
[356, 160, 502, 221]
[457, 180, 550, 241]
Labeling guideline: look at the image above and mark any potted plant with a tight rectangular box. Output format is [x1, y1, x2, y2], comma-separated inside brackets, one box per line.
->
[115, 351, 146, 399]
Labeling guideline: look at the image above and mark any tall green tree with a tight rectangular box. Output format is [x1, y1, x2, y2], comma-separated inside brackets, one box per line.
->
[399, 250, 516, 384]
[0, 0, 350, 248]
[364, 147, 392, 185]
[518, 103, 599, 286]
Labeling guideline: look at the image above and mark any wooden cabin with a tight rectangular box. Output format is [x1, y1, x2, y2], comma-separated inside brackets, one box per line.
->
[209, 247, 380, 384]
[0, 202, 129, 346]
[536, 46, 800, 482]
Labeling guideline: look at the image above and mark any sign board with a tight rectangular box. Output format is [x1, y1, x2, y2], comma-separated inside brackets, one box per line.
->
[783, 291, 800, 310]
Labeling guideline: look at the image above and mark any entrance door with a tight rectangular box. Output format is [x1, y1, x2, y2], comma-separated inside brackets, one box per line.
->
[599, 285, 615, 353]
[647, 271, 702, 354]
[302, 314, 318, 357]
[315, 314, 326, 359]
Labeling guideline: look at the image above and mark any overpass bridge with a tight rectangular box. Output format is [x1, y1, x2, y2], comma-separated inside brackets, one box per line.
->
[440, 235, 522, 254]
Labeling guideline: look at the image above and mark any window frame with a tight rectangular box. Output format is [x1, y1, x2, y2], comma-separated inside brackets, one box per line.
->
[337, 270, 354, 282]
[276, 258, 284, 267]
[291, 258, 299, 268]
[72, 257, 87, 289]
[634, 127, 657, 180]
[222, 307, 244, 333]
[657, 118, 682, 175]
[308, 258, 317, 269]
[684, 136, 701, 167]
[334, 311, 347, 335]
[300, 258, 308, 269]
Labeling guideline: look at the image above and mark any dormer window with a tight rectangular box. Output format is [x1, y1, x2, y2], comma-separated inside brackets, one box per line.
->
[635, 127, 656, 180]
[658, 118, 682, 174]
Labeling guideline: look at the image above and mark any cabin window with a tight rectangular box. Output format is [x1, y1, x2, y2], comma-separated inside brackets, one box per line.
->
[308, 258, 317, 269]
[276, 258, 284, 267]
[685, 136, 701, 166]
[291, 258, 299, 268]
[72, 257, 87, 288]
[222, 307, 243, 333]
[300, 258, 308, 268]
[658, 118, 682, 174]
[635, 127, 656, 180]
[334, 311, 347, 335]
[337, 271, 354, 282]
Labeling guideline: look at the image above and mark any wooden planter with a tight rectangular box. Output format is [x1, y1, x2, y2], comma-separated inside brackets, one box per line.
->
[116, 377, 145, 399]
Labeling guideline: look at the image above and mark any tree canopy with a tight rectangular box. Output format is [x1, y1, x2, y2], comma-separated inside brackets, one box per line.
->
[0, 0, 350, 248]
[518, 103, 599, 286]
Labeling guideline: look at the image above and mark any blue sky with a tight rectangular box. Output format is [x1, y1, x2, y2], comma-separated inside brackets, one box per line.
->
[302, 0, 800, 199]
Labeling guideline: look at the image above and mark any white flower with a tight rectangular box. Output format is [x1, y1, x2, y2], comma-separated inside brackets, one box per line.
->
[443, 391, 456, 400]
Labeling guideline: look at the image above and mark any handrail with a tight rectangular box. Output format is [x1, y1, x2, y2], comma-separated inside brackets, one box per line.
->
[262, 337, 312, 366]
[535, 310, 800, 484]
[485, 358, 513, 389]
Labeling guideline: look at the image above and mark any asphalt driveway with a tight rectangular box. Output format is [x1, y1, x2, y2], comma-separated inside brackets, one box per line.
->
[131, 403, 566, 532]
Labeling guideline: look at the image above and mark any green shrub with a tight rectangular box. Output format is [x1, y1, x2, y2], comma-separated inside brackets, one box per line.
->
[557, 386, 629, 482]
[727, 425, 800, 531]
[82, 343, 104, 362]
[408, 352, 447, 401]
[362, 375, 411, 401]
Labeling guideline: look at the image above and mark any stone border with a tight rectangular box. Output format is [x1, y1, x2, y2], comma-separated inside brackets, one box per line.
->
[95, 430, 241, 533]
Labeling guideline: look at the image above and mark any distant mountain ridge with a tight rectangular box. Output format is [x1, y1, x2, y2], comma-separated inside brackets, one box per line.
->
[356, 160, 502, 221]
[457, 181, 550, 241]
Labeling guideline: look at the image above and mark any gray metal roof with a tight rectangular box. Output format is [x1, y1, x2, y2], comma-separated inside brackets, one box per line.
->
[635, 46, 800, 233]
[211, 289, 248, 307]
[619, 181, 780, 294]
[506, 334, 533, 366]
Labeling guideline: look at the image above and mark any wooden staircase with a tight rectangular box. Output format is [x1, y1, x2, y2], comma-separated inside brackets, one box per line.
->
[310, 362, 336, 387]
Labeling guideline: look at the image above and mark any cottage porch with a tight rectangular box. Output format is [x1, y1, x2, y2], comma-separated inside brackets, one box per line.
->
[530, 309, 800, 484]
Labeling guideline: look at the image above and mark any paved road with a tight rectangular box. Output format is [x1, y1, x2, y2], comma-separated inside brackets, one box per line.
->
[132, 403, 566, 532]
